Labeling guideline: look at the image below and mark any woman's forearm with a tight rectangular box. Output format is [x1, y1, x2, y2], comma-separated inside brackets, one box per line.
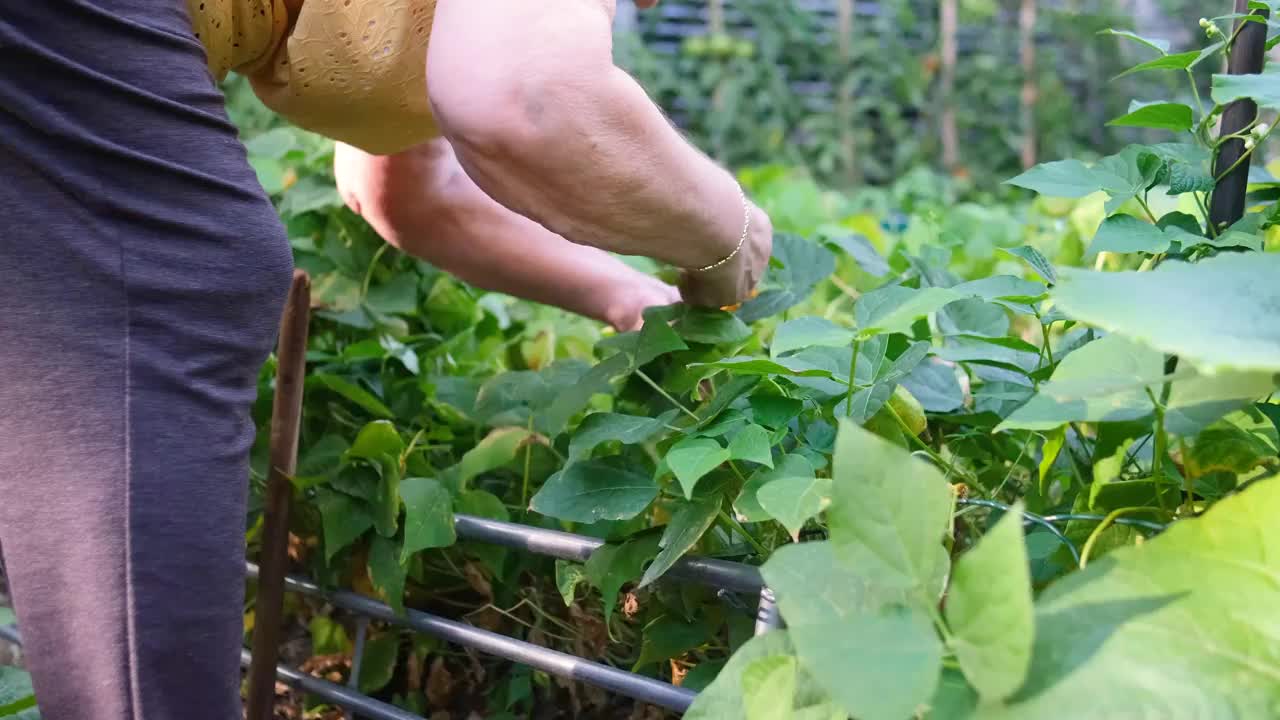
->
[427, 0, 762, 274]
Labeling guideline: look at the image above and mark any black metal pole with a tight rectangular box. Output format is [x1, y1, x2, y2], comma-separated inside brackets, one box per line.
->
[248, 565, 698, 713]
[1210, 0, 1271, 228]
[239, 650, 423, 720]
[454, 514, 764, 594]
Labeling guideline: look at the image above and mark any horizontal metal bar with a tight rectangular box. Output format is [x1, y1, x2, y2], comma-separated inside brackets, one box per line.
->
[0, 623, 21, 646]
[248, 564, 696, 714]
[454, 514, 764, 594]
[237, 649, 421, 720]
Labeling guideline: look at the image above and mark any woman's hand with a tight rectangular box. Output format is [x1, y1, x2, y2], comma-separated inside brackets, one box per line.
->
[679, 202, 773, 309]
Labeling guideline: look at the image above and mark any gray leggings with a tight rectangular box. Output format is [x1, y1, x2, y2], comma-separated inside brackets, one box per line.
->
[0, 1, 293, 718]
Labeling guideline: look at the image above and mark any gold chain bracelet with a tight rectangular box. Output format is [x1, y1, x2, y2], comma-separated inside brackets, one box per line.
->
[692, 182, 751, 273]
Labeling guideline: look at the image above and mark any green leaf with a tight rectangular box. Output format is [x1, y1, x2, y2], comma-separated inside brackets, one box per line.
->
[1052, 253, 1280, 372]
[312, 374, 394, 419]
[827, 420, 955, 597]
[1184, 422, 1276, 478]
[447, 428, 537, 491]
[750, 394, 805, 429]
[347, 420, 405, 460]
[992, 477, 1280, 717]
[318, 490, 375, 562]
[738, 234, 838, 323]
[584, 534, 662, 626]
[1100, 28, 1171, 54]
[640, 497, 720, 586]
[309, 615, 352, 656]
[365, 273, 420, 316]
[399, 477, 456, 562]
[555, 560, 588, 606]
[674, 307, 752, 345]
[1006, 159, 1106, 198]
[951, 275, 1049, 304]
[827, 233, 890, 276]
[939, 299, 1010, 338]
[743, 656, 799, 720]
[856, 286, 964, 338]
[1107, 102, 1193, 132]
[1257, 403, 1280, 449]
[358, 633, 401, 694]
[1087, 214, 1170, 257]
[666, 438, 731, 499]
[737, 454, 817, 522]
[758, 476, 833, 539]
[685, 632, 797, 720]
[530, 459, 659, 523]
[635, 614, 718, 669]
[727, 424, 775, 467]
[245, 127, 298, 159]
[368, 534, 407, 615]
[791, 608, 942, 720]
[693, 356, 836, 379]
[1212, 64, 1280, 110]
[772, 317, 856, 358]
[901, 359, 965, 413]
[372, 457, 402, 538]
[945, 503, 1035, 701]
[762, 543, 936, 717]
[568, 411, 676, 461]
[1039, 426, 1067, 493]
[1000, 246, 1057, 285]
[1114, 50, 1203, 78]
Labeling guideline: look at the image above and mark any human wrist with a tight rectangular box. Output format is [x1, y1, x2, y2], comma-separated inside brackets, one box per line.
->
[676, 170, 753, 272]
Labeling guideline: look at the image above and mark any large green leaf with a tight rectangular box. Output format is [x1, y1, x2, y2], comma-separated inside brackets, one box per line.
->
[640, 497, 720, 587]
[311, 374, 394, 419]
[998, 335, 1277, 434]
[529, 459, 658, 523]
[1052, 253, 1280, 372]
[1000, 246, 1057, 285]
[1087, 214, 1171, 257]
[827, 420, 956, 598]
[743, 656, 799, 720]
[1212, 63, 1280, 110]
[1114, 50, 1203, 78]
[347, 420, 405, 460]
[666, 438, 731, 498]
[758, 476, 832, 539]
[358, 633, 401, 694]
[727, 423, 775, 467]
[674, 307, 752, 345]
[368, 533, 407, 615]
[685, 632, 797, 720]
[945, 503, 1035, 701]
[736, 453, 816, 522]
[1107, 102, 1193, 132]
[1100, 28, 1171, 54]
[584, 534, 662, 626]
[568, 411, 676, 461]
[399, 477, 456, 562]
[991, 476, 1280, 718]
[318, 490, 375, 562]
[772, 317, 856, 358]
[855, 286, 965, 338]
[1005, 160, 1106, 198]
[446, 427, 537, 491]
[738, 234, 837, 323]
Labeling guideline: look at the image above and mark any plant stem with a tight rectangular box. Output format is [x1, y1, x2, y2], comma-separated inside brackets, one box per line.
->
[1078, 506, 1164, 569]
[521, 416, 534, 520]
[1215, 121, 1276, 182]
[718, 508, 770, 557]
[886, 404, 972, 483]
[844, 338, 863, 417]
[361, 242, 390, 299]
[1135, 195, 1160, 225]
[1187, 68, 1207, 120]
[637, 370, 699, 422]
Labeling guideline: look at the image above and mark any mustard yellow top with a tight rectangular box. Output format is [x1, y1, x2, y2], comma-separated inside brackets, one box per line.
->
[189, 0, 440, 155]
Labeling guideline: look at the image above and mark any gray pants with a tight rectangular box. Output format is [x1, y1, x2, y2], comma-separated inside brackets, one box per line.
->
[0, 1, 293, 718]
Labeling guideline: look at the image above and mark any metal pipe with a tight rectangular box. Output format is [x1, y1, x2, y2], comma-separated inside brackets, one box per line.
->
[754, 588, 782, 636]
[454, 514, 763, 594]
[248, 564, 696, 713]
[347, 616, 369, 720]
[246, 270, 312, 720]
[238, 650, 422, 720]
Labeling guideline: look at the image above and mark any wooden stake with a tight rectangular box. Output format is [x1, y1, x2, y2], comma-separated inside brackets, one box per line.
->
[940, 0, 959, 173]
[1018, 0, 1039, 169]
[245, 269, 312, 720]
